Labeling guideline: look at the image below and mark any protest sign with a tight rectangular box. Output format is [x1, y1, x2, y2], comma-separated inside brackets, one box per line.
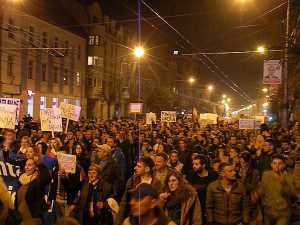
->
[129, 103, 143, 114]
[40, 108, 63, 132]
[263, 60, 282, 85]
[0, 98, 20, 124]
[57, 153, 77, 173]
[161, 111, 176, 123]
[0, 104, 17, 129]
[239, 119, 255, 129]
[254, 116, 264, 129]
[146, 112, 157, 125]
[60, 102, 81, 121]
[200, 113, 218, 125]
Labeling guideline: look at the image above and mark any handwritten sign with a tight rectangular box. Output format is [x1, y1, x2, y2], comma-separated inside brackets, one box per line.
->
[161, 111, 176, 123]
[60, 102, 81, 121]
[129, 103, 143, 114]
[239, 119, 255, 129]
[146, 112, 157, 125]
[200, 113, 218, 125]
[0, 104, 17, 129]
[57, 153, 76, 173]
[0, 98, 20, 124]
[40, 108, 63, 132]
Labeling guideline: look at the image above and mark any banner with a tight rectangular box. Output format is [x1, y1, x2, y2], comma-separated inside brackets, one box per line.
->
[199, 113, 218, 125]
[161, 111, 176, 123]
[129, 103, 143, 114]
[60, 102, 81, 121]
[57, 153, 76, 173]
[239, 118, 264, 130]
[0, 150, 21, 201]
[263, 60, 282, 85]
[0, 98, 20, 124]
[0, 104, 17, 129]
[146, 112, 157, 125]
[122, 87, 129, 99]
[40, 108, 63, 132]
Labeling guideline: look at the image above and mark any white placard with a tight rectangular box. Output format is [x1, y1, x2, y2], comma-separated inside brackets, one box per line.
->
[146, 112, 157, 125]
[263, 60, 282, 85]
[60, 102, 81, 121]
[57, 153, 77, 174]
[161, 111, 176, 123]
[200, 113, 218, 125]
[239, 119, 255, 129]
[129, 103, 143, 114]
[40, 108, 63, 132]
[0, 98, 20, 124]
[0, 104, 17, 129]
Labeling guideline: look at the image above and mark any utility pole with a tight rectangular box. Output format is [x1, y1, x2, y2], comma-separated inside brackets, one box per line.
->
[282, 0, 291, 127]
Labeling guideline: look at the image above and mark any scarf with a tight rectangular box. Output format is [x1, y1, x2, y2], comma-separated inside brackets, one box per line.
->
[19, 171, 38, 185]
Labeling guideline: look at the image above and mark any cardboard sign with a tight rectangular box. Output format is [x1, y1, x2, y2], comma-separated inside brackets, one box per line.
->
[0, 104, 17, 129]
[40, 108, 63, 132]
[0, 98, 20, 124]
[57, 153, 77, 173]
[200, 113, 218, 125]
[129, 103, 143, 114]
[60, 102, 81, 121]
[239, 119, 255, 129]
[161, 111, 176, 123]
[146, 112, 157, 125]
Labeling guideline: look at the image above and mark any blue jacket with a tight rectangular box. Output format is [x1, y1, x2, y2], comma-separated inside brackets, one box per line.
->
[111, 147, 126, 184]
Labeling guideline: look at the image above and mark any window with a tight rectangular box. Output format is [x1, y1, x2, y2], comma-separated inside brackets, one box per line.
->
[52, 98, 58, 109]
[88, 77, 94, 87]
[78, 45, 81, 60]
[29, 26, 35, 45]
[7, 55, 13, 76]
[42, 32, 47, 48]
[27, 96, 34, 117]
[89, 36, 95, 45]
[65, 41, 69, 56]
[8, 19, 15, 39]
[27, 60, 34, 79]
[75, 99, 80, 107]
[64, 68, 69, 85]
[88, 56, 103, 66]
[95, 36, 99, 45]
[41, 63, 47, 81]
[63, 99, 68, 103]
[54, 37, 59, 48]
[40, 97, 46, 109]
[53, 66, 58, 83]
[76, 72, 80, 86]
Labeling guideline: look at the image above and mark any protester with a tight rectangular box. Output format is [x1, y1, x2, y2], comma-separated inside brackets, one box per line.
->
[206, 162, 250, 225]
[159, 171, 202, 225]
[168, 150, 183, 172]
[123, 183, 176, 225]
[153, 152, 173, 184]
[14, 156, 51, 225]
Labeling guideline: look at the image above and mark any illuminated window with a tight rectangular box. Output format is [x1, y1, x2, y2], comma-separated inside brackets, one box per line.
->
[52, 98, 58, 109]
[40, 97, 46, 109]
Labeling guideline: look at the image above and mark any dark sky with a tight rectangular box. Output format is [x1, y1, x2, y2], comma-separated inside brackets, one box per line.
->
[84, 0, 286, 109]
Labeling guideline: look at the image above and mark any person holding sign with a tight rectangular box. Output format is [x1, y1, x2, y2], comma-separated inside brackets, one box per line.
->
[14, 156, 51, 225]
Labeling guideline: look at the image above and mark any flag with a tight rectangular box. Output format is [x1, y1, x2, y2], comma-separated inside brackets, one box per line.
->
[192, 107, 198, 121]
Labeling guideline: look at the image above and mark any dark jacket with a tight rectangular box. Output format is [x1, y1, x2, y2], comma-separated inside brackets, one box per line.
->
[14, 164, 51, 219]
[97, 156, 122, 199]
[111, 148, 126, 184]
[115, 175, 162, 225]
[48, 163, 82, 205]
[257, 151, 274, 178]
[75, 179, 113, 225]
[118, 139, 134, 179]
[206, 179, 250, 225]
[4, 208, 23, 225]
[3, 150, 26, 172]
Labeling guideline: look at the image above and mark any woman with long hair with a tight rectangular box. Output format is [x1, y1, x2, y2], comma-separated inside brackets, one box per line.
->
[17, 136, 32, 154]
[14, 156, 51, 225]
[72, 141, 91, 179]
[159, 171, 202, 225]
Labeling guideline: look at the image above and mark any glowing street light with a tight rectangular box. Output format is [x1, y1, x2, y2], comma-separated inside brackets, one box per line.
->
[188, 77, 195, 84]
[226, 98, 231, 102]
[207, 85, 214, 91]
[257, 46, 265, 54]
[133, 46, 145, 58]
[262, 88, 268, 93]
[263, 102, 269, 107]
[222, 94, 227, 99]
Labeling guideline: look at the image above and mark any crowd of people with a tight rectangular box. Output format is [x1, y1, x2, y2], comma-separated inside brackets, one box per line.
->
[0, 118, 299, 225]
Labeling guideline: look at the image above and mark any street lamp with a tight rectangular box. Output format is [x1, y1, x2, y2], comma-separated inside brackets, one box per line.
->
[134, 46, 145, 58]
[188, 77, 195, 84]
[262, 88, 268, 93]
[222, 94, 227, 99]
[263, 102, 269, 107]
[207, 85, 214, 91]
[226, 98, 231, 102]
[257, 46, 266, 54]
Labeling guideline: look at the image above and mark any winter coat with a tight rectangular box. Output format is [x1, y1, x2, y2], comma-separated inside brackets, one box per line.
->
[111, 148, 126, 184]
[14, 164, 51, 219]
[115, 175, 162, 225]
[160, 186, 202, 225]
[75, 179, 113, 225]
[206, 179, 250, 225]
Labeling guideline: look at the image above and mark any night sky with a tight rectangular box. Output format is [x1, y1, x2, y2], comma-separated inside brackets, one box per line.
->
[82, 0, 286, 109]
